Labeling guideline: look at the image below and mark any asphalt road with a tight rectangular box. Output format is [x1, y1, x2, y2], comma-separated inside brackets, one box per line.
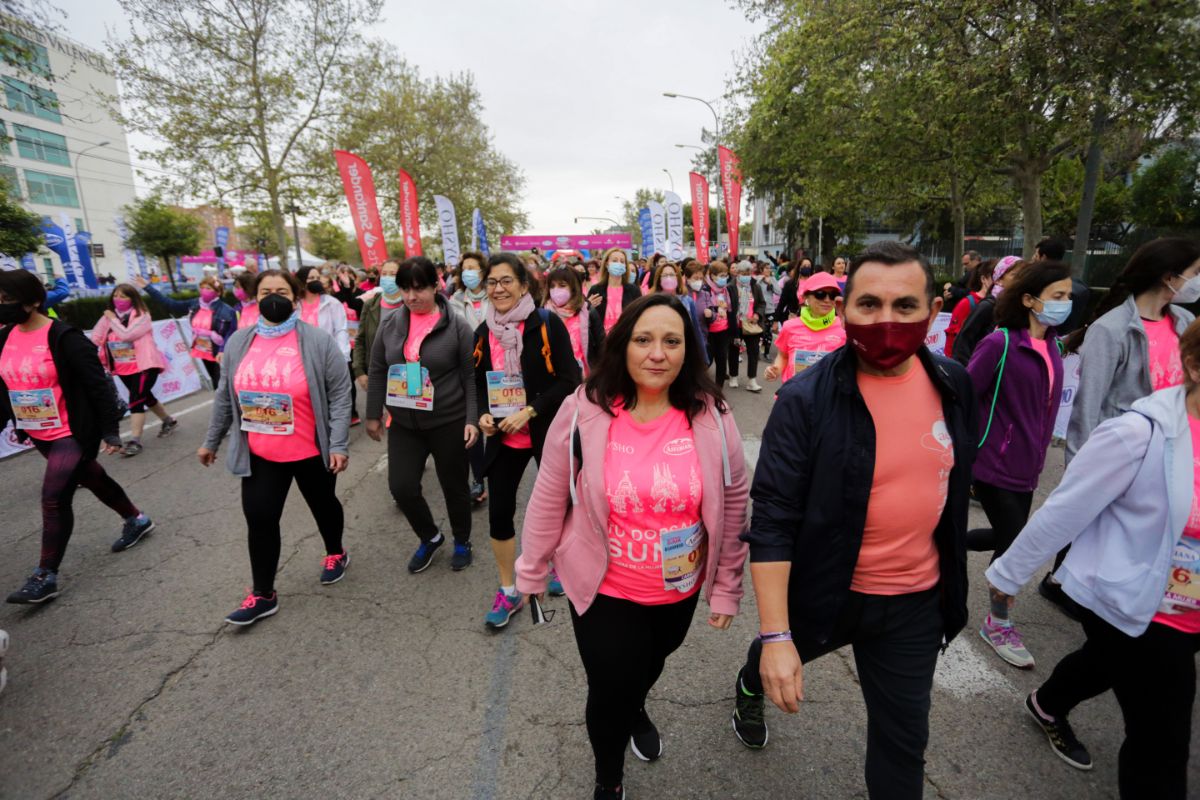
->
[0, 369, 1194, 799]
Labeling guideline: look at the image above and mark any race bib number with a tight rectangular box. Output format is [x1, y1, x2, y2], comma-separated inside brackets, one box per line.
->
[1161, 539, 1200, 612]
[238, 390, 295, 435]
[487, 370, 527, 417]
[8, 389, 63, 431]
[386, 363, 435, 411]
[660, 521, 705, 593]
[107, 340, 138, 367]
[792, 349, 825, 374]
[193, 335, 214, 355]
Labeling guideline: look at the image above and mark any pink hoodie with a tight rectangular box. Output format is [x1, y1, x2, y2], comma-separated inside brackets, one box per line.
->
[516, 387, 750, 616]
[90, 310, 168, 373]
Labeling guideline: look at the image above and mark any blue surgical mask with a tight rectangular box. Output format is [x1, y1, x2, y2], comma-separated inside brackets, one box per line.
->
[714, 276, 728, 288]
[380, 276, 399, 295]
[737, 275, 752, 286]
[607, 262, 627, 277]
[1034, 298, 1072, 327]
[461, 269, 481, 290]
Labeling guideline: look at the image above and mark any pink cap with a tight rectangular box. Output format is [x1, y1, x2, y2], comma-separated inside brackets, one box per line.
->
[803, 271, 842, 295]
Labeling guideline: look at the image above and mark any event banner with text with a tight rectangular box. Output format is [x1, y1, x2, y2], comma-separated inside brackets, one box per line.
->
[334, 150, 389, 268]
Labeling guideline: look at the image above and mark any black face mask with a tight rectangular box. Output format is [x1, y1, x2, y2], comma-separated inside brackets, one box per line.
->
[0, 302, 32, 325]
[259, 293, 295, 324]
[306, 280, 325, 295]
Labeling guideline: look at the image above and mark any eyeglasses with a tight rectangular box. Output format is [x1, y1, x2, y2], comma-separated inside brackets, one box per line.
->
[484, 277, 518, 290]
[808, 290, 839, 301]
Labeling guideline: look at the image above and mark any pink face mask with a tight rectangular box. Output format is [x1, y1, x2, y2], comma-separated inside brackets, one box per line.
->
[112, 298, 134, 313]
[199, 287, 220, 303]
[233, 287, 248, 302]
[549, 287, 571, 307]
[659, 276, 679, 292]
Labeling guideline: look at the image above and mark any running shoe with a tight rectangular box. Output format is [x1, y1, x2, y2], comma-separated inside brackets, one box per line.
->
[350, 415, 361, 427]
[120, 440, 144, 457]
[1038, 573, 1085, 622]
[732, 672, 769, 749]
[746, 379, 763, 393]
[157, 417, 179, 438]
[408, 536, 443, 573]
[980, 615, 1035, 669]
[225, 591, 278, 626]
[548, 570, 565, 597]
[630, 708, 662, 762]
[451, 542, 473, 571]
[320, 551, 350, 585]
[112, 514, 155, 552]
[593, 784, 625, 800]
[6, 568, 59, 604]
[484, 588, 523, 629]
[470, 481, 487, 505]
[727, 378, 739, 389]
[0, 628, 9, 694]
[1025, 692, 1093, 770]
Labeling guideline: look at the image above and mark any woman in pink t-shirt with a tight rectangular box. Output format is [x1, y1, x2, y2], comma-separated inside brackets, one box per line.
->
[138, 273, 236, 389]
[0, 269, 153, 605]
[586, 247, 641, 333]
[544, 266, 603, 377]
[197, 269, 352, 627]
[233, 271, 259, 330]
[90, 284, 176, 456]
[765, 271, 847, 384]
[516, 292, 749, 800]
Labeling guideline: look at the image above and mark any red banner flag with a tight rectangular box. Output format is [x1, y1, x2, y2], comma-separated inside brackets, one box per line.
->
[718, 145, 743, 258]
[398, 168, 423, 257]
[333, 150, 388, 269]
[688, 172, 710, 264]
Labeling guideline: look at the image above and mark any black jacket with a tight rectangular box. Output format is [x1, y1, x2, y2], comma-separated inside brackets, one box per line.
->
[0, 320, 123, 459]
[473, 308, 582, 470]
[586, 282, 642, 325]
[743, 344, 977, 649]
[952, 295, 996, 365]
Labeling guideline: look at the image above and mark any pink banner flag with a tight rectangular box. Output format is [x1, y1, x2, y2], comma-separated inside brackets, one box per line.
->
[718, 145, 743, 258]
[688, 172, 710, 264]
[333, 150, 388, 268]
[398, 169, 423, 257]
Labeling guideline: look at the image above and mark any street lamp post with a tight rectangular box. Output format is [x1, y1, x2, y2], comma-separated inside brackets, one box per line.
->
[574, 215, 623, 230]
[73, 140, 110, 236]
[661, 169, 675, 192]
[284, 199, 303, 270]
[664, 93, 722, 252]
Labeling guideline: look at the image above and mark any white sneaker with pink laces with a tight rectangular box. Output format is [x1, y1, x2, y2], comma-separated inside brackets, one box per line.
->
[980, 614, 1035, 669]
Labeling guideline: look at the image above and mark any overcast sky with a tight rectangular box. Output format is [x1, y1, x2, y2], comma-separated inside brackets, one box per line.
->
[60, 0, 766, 235]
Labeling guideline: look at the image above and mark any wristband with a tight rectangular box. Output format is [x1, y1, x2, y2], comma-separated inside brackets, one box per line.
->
[757, 630, 792, 643]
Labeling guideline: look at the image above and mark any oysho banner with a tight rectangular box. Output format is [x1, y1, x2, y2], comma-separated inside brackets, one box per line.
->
[333, 150, 389, 269]
[433, 195, 461, 267]
[647, 200, 667, 258]
[398, 168, 423, 257]
[718, 146, 743, 257]
[663, 191, 684, 261]
[689, 172, 710, 264]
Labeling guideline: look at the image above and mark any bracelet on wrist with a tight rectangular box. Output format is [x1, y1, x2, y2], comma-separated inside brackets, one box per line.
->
[757, 630, 792, 643]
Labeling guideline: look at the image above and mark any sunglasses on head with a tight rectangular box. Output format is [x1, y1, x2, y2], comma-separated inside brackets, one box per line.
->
[808, 290, 839, 301]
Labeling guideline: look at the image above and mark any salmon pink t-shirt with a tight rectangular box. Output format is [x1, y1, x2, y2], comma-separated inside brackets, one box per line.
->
[1154, 415, 1200, 634]
[1144, 316, 1184, 391]
[776, 317, 846, 381]
[191, 307, 217, 362]
[238, 302, 259, 330]
[604, 286, 623, 331]
[0, 323, 71, 441]
[563, 312, 584, 367]
[1028, 336, 1056, 403]
[233, 330, 320, 462]
[404, 310, 440, 362]
[599, 406, 705, 605]
[852, 365, 952, 594]
[489, 326, 531, 450]
[300, 297, 322, 326]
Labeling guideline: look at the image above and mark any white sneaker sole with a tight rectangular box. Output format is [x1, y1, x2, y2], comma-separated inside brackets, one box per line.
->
[225, 605, 279, 626]
[629, 735, 662, 762]
[320, 552, 351, 585]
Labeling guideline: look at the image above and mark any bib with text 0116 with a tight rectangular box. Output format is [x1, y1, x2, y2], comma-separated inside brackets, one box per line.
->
[386, 363, 434, 411]
[107, 340, 138, 368]
[486, 370, 526, 417]
[8, 389, 63, 430]
[238, 390, 295, 434]
[660, 521, 706, 593]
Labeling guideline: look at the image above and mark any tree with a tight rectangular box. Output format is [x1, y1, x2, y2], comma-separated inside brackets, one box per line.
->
[617, 188, 665, 251]
[105, 0, 382, 269]
[0, 176, 41, 257]
[123, 194, 202, 291]
[302, 47, 527, 244]
[306, 220, 350, 262]
[236, 209, 288, 259]
[1129, 145, 1200, 233]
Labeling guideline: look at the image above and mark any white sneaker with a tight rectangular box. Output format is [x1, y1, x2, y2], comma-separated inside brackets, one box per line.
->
[727, 378, 739, 389]
[980, 615, 1035, 669]
[746, 379, 762, 393]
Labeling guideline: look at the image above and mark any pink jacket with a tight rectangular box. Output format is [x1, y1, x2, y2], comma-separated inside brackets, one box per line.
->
[516, 387, 750, 616]
[90, 311, 167, 373]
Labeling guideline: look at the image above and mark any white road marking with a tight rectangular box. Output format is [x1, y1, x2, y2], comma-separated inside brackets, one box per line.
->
[742, 435, 761, 472]
[934, 635, 1015, 699]
[370, 454, 389, 474]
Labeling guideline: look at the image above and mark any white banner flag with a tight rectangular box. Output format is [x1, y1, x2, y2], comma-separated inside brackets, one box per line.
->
[663, 191, 685, 260]
[647, 200, 667, 258]
[433, 195, 461, 267]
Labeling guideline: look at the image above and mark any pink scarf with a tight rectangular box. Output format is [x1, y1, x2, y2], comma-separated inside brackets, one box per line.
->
[486, 293, 537, 378]
[547, 298, 589, 376]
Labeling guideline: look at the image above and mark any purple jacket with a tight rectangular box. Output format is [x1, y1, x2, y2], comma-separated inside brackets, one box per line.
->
[967, 328, 1063, 492]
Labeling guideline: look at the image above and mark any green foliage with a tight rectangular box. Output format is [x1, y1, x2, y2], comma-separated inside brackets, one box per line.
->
[122, 194, 202, 290]
[1129, 146, 1200, 232]
[618, 188, 665, 249]
[306, 220, 350, 261]
[0, 174, 42, 256]
[236, 210, 287, 258]
[1042, 156, 1131, 243]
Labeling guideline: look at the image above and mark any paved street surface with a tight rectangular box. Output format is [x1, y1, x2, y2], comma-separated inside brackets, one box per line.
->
[0, 374, 1195, 799]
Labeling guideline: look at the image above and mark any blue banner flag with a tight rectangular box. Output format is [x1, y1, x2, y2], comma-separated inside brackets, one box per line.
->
[215, 226, 230, 275]
[72, 230, 101, 289]
[638, 208, 654, 258]
[473, 208, 490, 256]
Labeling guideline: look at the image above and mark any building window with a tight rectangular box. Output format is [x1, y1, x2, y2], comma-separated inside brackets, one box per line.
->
[74, 217, 84, 232]
[2, 77, 61, 123]
[24, 169, 78, 207]
[0, 164, 20, 199]
[0, 117, 8, 153]
[13, 123, 69, 166]
[0, 32, 52, 78]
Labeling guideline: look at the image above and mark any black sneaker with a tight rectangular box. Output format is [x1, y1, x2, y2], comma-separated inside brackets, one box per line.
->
[408, 535, 444, 573]
[225, 591, 278, 626]
[630, 708, 662, 762]
[320, 551, 350, 585]
[120, 440, 144, 457]
[1038, 573, 1085, 622]
[732, 673, 769, 749]
[6, 568, 59, 604]
[157, 417, 179, 438]
[1025, 693, 1093, 770]
[451, 542, 473, 571]
[593, 784, 625, 800]
[112, 514, 155, 552]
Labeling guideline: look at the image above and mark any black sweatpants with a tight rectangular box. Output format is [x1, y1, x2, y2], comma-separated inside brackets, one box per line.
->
[241, 453, 344, 594]
[732, 333, 761, 379]
[468, 437, 487, 487]
[571, 592, 700, 787]
[1036, 611, 1200, 800]
[486, 444, 539, 541]
[387, 421, 471, 544]
[201, 357, 220, 389]
[118, 368, 161, 414]
[708, 328, 732, 384]
[740, 588, 943, 800]
[973, 480, 1033, 564]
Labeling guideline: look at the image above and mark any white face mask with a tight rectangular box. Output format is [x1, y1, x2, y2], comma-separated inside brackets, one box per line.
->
[1171, 273, 1200, 305]
[688, 279, 704, 292]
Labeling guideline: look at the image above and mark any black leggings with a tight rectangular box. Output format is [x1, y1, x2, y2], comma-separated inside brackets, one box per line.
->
[33, 436, 139, 571]
[486, 444, 539, 541]
[387, 421, 471, 544]
[347, 361, 357, 419]
[118, 369, 161, 414]
[732, 332, 761, 379]
[708, 328, 732, 383]
[570, 592, 699, 787]
[241, 453, 344, 594]
[973, 480, 1033, 564]
[201, 358, 220, 389]
[468, 437, 487, 487]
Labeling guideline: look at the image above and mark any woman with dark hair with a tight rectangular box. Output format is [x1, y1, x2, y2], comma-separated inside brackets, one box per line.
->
[516, 292, 749, 800]
[967, 261, 1072, 668]
[137, 273, 236, 388]
[704, 259, 736, 386]
[587, 248, 641, 332]
[943, 258, 996, 357]
[473, 253, 581, 628]
[90, 283, 177, 455]
[365, 257, 479, 574]
[831, 255, 849, 292]
[683, 261, 713, 364]
[584, 260, 603, 290]
[731, 260, 766, 392]
[234, 271, 260, 329]
[544, 266, 603, 377]
[952, 256, 1028, 365]
[649, 260, 706, 348]
[198, 268, 352, 626]
[447, 251, 491, 503]
[296, 264, 354, 421]
[1, 270, 154, 604]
